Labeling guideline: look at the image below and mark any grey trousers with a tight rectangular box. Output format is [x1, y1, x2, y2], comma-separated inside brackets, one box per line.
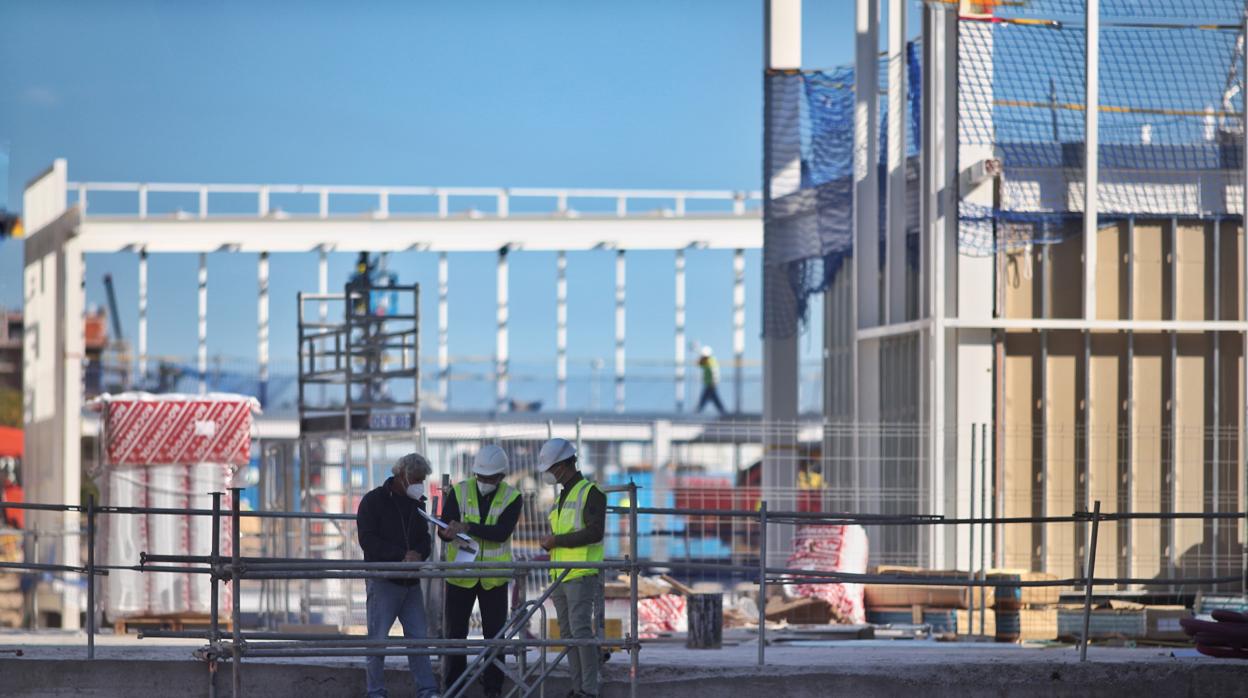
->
[551, 575, 600, 696]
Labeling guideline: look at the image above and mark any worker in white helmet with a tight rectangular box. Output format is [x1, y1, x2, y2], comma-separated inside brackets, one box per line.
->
[438, 444, 522, 698]
[537, 437, 605, 698]
[696, 346, 726, 415]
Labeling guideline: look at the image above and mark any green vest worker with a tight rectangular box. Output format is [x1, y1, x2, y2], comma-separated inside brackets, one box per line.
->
[438, 444, 523, 698]
[538, 437, 606, 698]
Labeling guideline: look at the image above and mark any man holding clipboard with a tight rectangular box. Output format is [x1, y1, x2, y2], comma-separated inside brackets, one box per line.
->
[437, 445, 522, 698]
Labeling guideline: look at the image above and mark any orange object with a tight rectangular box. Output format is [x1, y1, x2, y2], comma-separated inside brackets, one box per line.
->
[1, 482, 22, 528]
[0, 427, 20, 459]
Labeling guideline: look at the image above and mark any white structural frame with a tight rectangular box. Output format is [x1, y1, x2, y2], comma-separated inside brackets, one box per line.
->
[22, 160, 763, 628]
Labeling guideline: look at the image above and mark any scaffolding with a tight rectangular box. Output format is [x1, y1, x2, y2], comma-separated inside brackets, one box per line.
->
[294, 282, 421, 628]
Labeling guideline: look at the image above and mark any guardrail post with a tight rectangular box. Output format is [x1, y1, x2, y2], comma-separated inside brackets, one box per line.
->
[231, 488, 243, 696]
[628, 481, 639, 698]
[757, 500, 767, 666]
[86, 494, 96, 660]
[209, 491, 222, 698]
[1080, 500, 1101, 662]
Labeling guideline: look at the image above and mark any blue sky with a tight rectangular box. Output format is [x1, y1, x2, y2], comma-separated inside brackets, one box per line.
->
[0, 0, 860, 411]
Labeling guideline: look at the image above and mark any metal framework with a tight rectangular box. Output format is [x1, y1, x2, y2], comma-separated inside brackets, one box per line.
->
[3, 489, 1245, 696]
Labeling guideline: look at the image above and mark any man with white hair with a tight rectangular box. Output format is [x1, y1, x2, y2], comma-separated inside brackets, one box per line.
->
[356, 452, 440, 698]
[438, 445, 523, 697]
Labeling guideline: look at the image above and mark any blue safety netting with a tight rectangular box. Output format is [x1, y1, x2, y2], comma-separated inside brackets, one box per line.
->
[764, 43, 922, 339]
[958, 2, 1246, 254]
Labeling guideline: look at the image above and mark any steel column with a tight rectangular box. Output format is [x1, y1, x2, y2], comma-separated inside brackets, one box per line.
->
[1083, 0, 1100, 319]
[733, 248, 746, 413]
[886, 0, 908, 325]
[675, 249, 687, 412]
[257, 252, 270, 407]
[138, 249, 148, 384]
[615, 250, 626, 413]
[497, 247, 510, 408]
[198, 252, 208, 394]
[557, 251, 568, 411]
[438, 252, 449, 405]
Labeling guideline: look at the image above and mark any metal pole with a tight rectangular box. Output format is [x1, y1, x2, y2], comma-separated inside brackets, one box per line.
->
[86, 494, 95, 660]
[675, 249, 687, 412]
[733, 249, 746, 414]
[231, 488, 243, 697]
[615, 250, 627, 413]
[1080, 500, 1101, 662]
[1083, 0, 1100, 320]
[497, 246, 509, 409]
[557, 251, 568, 411]
[438, 251, 450, 406]
[257, 252, 270, 408]
[210, 491, 222, 698]
[137, 249, 148, 385]
[758, 500, 768, 665]
[629, 481, 639, 698]
[979, 423, 988, 636]
[198, 252, 208, 394]
[885, 0, 907, 325]
[969, 426, 976, 635]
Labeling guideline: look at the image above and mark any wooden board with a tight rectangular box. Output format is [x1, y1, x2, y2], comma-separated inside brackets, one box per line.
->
[1132, 334, 1166, 583]
[1002, 333, 1039, 570]
[1089, 333, 1125, 585]
[1045, 331, 1080, 577]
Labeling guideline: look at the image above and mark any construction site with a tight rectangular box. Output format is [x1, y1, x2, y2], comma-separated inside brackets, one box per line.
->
[4, 0, 1248, 695]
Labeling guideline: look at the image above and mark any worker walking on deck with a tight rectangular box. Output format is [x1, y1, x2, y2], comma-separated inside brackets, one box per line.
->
[538, 438, 605, 698]
[439, 445, 523, 698]
[696, 346, 726, 415]
[356, 453, 441, 698]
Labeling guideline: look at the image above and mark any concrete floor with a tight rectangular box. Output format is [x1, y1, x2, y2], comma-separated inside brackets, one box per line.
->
[3, 631, 1247, 697]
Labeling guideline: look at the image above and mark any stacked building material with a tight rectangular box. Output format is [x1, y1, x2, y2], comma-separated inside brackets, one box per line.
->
[862, 566, 994, 638]
[989, 569, 1061, 643]
[0, 529, 21, 628]
[1056, 600, 1193, 643]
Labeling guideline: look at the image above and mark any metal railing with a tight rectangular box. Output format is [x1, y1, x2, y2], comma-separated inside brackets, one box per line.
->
[68, 181, 762, 220]
[2, 494, 1246, 696]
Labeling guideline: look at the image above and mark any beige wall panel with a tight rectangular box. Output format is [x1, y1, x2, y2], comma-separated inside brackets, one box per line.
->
[1173, 334, 1206, 572]
[1003, 333, 1038, 569]
[1088, 334, 1123, 583]
[1002, 247, 1037, 320]
[1175, 222, 1207, 321]
[1048, 235, 1084, 319]
[1131, 334, 1165, 580]
[1045, 332, 1079, 576]
[1095, 222, 1126, 321]
[1133, 221, 1165, 321]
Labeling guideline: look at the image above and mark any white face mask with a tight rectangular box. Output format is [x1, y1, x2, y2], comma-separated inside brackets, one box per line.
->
[542, 470, 558, 486]
[476, 479, 498, 495]
[405, 482, 425, 501]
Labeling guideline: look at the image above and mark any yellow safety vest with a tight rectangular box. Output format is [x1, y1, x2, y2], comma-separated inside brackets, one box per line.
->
[447, 480, 520, 590]
[548, 478, 604, 581]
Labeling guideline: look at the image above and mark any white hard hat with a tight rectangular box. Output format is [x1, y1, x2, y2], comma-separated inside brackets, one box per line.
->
[537, 438, 577, 471]
[473, 444, 509, 477]
[700, 346, 713, 357]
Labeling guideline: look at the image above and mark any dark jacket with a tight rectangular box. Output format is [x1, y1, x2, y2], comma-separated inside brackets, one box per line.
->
[357, 477, 432, 583]
[440, 481, 524, 544]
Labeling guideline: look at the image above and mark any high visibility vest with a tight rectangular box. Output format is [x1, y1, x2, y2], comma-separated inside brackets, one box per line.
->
[447, 480, 520, 590]
[548, 478, 604, 581]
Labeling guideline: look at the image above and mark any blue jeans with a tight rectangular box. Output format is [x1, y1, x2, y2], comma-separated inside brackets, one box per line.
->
[366, 579, 439, 698]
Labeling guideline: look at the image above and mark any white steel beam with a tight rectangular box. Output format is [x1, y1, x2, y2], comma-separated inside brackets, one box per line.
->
[73, 216, 761, 254]
[496, 248, 509, 409]
[258, 252, 270, 407]
[763, 0, 801, 569]
[137, 249, 148, 384]
[197, 252, 208, 394]
[1241, 11, 1248, 563]
[855, 0, 881, 332]
[886, 0, 908, 325]
[733, 249, 746, 413]
[438, 252, 449, 405]
[1084, 0, 1100, 319]
[556, 251, 568, 411]
[675, 249, 687, 412]
[615, 250, 626, 413]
